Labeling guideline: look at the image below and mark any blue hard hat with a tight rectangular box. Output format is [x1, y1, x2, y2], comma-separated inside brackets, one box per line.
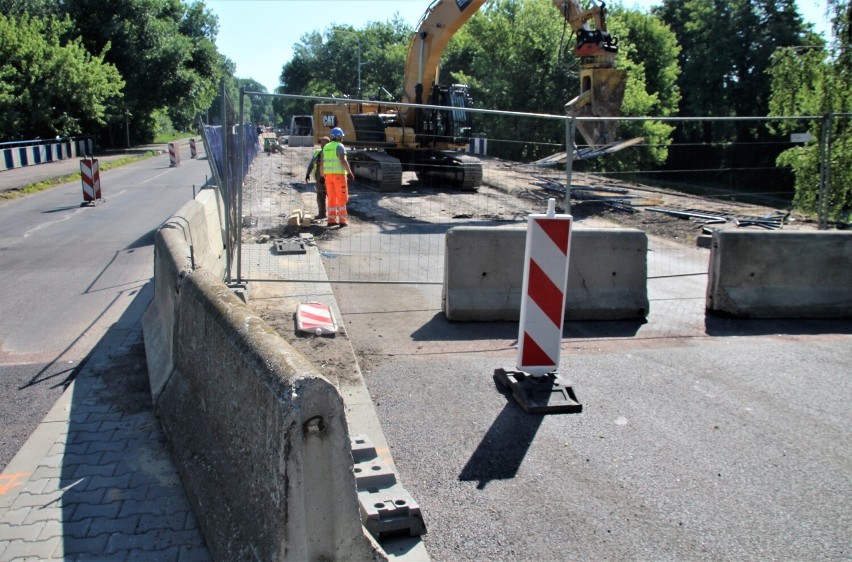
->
[330, 127, 345, 139]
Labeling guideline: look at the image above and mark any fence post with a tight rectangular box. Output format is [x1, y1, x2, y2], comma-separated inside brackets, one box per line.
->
[818, 112, 834, 230]
[237, 87, 246, 284]
[563, 114, 576, 214]
[220, 80, 232, 284]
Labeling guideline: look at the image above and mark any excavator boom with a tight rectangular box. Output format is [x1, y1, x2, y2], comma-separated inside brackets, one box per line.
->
[400, 0, 488, 124]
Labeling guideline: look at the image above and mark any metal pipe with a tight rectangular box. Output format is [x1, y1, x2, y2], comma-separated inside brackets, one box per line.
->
[818, 112, 834, 230]
[221, 80, 231, 284]
[564, 115, 576, 214]
[237, 87, 245, 282]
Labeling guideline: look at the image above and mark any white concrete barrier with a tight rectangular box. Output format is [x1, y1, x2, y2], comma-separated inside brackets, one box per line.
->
[142, 188, 381, 561]
[443, 225, 648, 321]
[288, 135, 315, 147]
[1, 139, 92, 170]
[707, 230, 852, 318]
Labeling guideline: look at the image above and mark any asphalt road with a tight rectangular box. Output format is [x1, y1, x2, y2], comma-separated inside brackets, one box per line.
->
[315, 175, 852, 560]
[0, 148, 210, 470]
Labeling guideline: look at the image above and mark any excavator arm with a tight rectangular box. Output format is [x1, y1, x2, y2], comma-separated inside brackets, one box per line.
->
[400, 0, 488, 110]
[401, 0, 625, 148]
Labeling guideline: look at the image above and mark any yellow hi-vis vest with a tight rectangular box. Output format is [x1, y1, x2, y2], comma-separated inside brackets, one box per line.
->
[322, 141, 345, 175]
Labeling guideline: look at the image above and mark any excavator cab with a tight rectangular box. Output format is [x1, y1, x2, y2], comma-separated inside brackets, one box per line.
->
[416, 84, 474, 147]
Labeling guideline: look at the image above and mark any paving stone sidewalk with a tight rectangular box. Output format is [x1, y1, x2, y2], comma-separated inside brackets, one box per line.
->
[0, 294, 211, 561]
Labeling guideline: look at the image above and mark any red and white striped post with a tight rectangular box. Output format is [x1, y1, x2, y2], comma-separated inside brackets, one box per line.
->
[168, 142, 180, 167]
[495, 198, 581, 414]
[80, 157, 103, 206]
[189, 138, 197, 159]
[517, 198, 572, 374]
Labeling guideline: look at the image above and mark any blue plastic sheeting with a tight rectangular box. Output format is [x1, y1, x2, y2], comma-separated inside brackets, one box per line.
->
[203, 124, 259, 187]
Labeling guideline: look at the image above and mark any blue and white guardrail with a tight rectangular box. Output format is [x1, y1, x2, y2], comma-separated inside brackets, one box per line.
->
[1, 138, 94, 171]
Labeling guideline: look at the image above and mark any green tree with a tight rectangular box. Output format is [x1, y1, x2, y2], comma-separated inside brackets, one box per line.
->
[768, 0, 852, 221]
[58, 0, 223, 144]
[0, 13, 124, 139]
[603, 6, 682, 168]
[239, 78, 272, 127]
[0, 0, 60, 17]
[653, 0, 816, 198]
[277, 17, 412, 119]
[656, 0, 812, 136]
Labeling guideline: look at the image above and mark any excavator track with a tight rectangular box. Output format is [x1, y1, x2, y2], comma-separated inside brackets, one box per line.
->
[348, 150, 403, 192]
[413, 152, 483, 191]
[453, 153, 483, 191]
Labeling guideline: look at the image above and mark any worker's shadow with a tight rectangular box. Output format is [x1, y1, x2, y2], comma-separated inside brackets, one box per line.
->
[458, 382, 543, 490]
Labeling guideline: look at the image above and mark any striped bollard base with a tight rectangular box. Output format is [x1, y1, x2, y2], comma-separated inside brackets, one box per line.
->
[494, 369, 582, 414]
[500, 198, 580, 414]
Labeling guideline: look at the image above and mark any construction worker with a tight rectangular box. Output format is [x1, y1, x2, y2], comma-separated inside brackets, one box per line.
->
[319, 127, 355, 227]
[305, 136, 330, 220]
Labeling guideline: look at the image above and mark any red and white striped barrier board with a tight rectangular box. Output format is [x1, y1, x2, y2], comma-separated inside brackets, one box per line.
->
[80, 158, 103, 205]
[169, 142, 180, 167]
[517, 200, 573, 375]
[189, 138, 197, 159]
[296, 302, 339, 336]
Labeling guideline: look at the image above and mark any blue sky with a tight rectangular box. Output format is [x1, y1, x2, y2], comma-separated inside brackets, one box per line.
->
[206, 0, 832, 93]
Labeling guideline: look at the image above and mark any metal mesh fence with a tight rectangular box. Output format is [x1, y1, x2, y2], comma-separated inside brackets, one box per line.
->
[228, 93, 840, 299]
[197, 84, 261, 281]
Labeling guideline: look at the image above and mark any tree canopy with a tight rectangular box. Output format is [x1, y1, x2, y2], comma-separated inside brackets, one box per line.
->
[0, 13, 124, 139]
[0, 0, 223, 145]
[767, 0, 852, 221]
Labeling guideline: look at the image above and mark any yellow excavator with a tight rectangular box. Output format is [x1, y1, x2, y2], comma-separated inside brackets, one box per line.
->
[312, 0, 626, 192]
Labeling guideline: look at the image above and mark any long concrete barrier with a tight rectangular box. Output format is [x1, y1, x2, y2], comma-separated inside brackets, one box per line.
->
[443, 225, 648, 321]
[143, 188, 226, 401]
[142, 188, 382, 561]
[0, 139, 93, 171]
[706, 230, 852, 318]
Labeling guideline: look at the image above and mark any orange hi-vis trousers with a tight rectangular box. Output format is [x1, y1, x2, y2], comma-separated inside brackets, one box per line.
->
[325, 174, 349, 225]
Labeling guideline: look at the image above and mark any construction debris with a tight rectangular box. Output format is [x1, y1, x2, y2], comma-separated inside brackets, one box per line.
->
[531, 175, 636, 213]
[274, 238, 306, 254]
[531, 137, 645, 167]
[286, 209, 315, 227]
[646, 207, 789, 230]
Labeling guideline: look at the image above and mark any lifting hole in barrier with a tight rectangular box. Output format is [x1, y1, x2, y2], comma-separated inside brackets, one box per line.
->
[302, 415, 325, 435]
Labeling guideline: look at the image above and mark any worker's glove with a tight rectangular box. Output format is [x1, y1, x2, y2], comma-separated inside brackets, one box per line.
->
[347, 172, 355, 181]
[305, 175, 310, 182]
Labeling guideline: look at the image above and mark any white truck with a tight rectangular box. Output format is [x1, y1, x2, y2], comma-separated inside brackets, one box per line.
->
[287, 115, 314, 147]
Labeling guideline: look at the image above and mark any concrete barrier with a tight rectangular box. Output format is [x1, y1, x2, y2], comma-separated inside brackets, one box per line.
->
[0, 139, 93, 171]
[142, 189, 381, 561]
[706, 230, 852, 318]
[143, 188, 225, 401]
[288, 135, 315, 147]
[443, 225, 648, 321]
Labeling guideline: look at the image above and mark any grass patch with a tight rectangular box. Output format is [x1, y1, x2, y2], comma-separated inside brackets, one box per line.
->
[0, 151, 159, 201]
[154, 132, 196, 143]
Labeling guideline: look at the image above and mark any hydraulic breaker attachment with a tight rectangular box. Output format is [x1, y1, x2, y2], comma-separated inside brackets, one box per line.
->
[569, 52, 627, 149]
